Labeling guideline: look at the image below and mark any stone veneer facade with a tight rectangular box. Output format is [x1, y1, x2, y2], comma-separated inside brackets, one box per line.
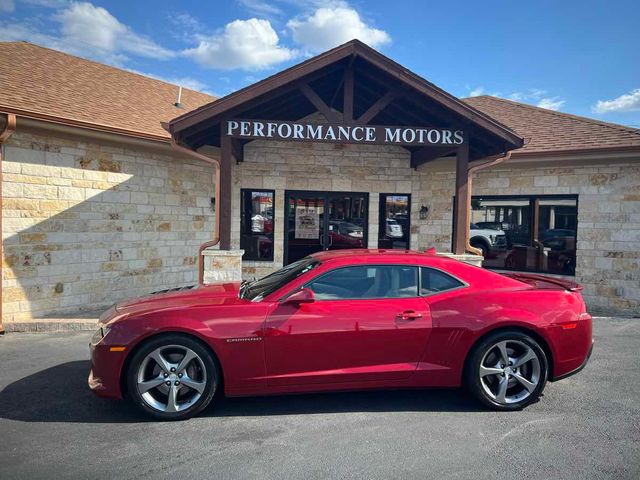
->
[231, 136, 640, 316]
[2, 122, 639, 322]
[2, 126, 215, 324]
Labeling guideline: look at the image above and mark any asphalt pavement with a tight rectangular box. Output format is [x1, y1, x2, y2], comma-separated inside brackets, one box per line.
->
[0, 317, 638, 479]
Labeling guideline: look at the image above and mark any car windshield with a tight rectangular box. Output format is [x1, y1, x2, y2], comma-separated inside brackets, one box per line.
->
[239, 257, 321, 301]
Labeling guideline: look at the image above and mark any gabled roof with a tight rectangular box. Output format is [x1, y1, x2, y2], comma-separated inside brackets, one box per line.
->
[0, 42, 214, 141]
[464, 95, 640, 156]
[169, 39, 524, 159]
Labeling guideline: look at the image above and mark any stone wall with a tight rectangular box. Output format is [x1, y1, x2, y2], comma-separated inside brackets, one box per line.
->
[2, 128, 215, 323]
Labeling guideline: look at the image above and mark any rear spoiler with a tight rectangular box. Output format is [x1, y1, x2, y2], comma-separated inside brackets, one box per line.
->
[502, 272, 583, 292]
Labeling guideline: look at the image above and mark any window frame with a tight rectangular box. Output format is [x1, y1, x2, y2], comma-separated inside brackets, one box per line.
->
[453, 193, 579, 276]
[300, 263, 469, 301]
[240, 188, 276, 262]
[378, 193, 412, 250]
[418, 266, 468, 297]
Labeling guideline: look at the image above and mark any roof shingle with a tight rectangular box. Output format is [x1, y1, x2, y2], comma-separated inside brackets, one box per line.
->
[0, 42, 214, 140]
[464, 95, 640, 155]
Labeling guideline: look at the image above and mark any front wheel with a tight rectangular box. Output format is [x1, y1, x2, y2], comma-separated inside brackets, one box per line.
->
[465, 331, 548, 410]
[126, 334, 219, 420]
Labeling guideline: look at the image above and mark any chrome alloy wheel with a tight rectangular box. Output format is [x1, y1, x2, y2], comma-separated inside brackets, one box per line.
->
[479, 340, 541, 405]
[136, 345, 207, 413]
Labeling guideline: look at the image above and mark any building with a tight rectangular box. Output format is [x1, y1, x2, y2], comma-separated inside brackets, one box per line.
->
[2, 40, 640, 330]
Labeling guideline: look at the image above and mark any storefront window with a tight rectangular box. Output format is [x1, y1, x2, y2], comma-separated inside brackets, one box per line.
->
[240, 189, 274, 261]
[378, 194, 411, 250]
[468, 195, 578, 276]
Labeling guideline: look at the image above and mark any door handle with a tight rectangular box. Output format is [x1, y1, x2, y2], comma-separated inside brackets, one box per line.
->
[396, 310, 422, 321]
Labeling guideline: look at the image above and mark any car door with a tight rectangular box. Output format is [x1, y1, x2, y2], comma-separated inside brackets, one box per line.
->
[263, 264, 432, 387]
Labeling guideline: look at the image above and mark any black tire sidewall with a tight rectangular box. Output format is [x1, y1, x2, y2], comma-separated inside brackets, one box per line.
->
[126, 334, 218, 421]
[466, 330, 548, 411]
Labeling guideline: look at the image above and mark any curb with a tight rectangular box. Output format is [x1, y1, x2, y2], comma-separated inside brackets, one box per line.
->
[2, 319, 99, 333]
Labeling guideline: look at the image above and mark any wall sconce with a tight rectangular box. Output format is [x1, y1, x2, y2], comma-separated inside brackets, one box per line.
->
[419, 205, 429, 220]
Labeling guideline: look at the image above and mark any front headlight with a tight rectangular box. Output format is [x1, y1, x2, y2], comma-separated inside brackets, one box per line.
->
[91, 325, 111, 345]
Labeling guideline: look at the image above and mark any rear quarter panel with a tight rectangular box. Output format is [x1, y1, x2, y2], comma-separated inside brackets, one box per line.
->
[421, 287, 589, 385]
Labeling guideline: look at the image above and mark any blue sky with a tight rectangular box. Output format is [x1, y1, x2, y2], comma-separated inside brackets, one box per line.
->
[1, 0, 639, 126]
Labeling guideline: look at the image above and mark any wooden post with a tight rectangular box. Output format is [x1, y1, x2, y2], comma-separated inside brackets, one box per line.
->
[452, 143, 470, 254]
[219, 130, 233, 250]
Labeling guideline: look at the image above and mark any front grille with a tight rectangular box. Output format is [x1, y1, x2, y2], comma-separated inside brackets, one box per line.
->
[494, 235, 507, 246]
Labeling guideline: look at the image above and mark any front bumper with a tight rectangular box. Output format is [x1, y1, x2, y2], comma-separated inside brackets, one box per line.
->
[88, 330, 127, 399]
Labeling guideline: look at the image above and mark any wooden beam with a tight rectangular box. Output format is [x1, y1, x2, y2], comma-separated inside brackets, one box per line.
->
[356, 90, 396, 125]
[219, 132, 233, 250]
[298, 82, 339, 123]
[343, 62, 354, 123]
[410, 146, 457, 169]
[452, 143, 470, 255]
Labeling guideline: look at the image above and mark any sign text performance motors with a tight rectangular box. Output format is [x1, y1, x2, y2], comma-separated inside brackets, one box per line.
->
[226, 120, 465, 147]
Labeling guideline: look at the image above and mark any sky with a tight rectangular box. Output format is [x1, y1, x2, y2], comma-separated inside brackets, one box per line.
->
[1, 0, 639, 127]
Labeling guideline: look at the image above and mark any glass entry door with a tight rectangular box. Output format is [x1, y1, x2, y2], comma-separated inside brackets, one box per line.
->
[285, 191, 368, 264]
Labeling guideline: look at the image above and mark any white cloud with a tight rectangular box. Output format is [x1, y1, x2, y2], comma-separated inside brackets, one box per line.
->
[237, 0, 285, 17]
[469, 87, 486, 97]
[537, 97, 565, 111]
[592, 88, 640, 114]
[22, 0, 69, 7]
[287, 6, 390, 52]
[0, 0, 14, 12]
[56, 2, 174, 60]
[0, 2, 174, 63]
[183, 18, 296, 70]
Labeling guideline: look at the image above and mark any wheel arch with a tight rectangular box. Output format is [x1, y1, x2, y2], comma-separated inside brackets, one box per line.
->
[470, 236, 490, 248]
[462, 325, 555, 384]
[119, 330, 225, 399]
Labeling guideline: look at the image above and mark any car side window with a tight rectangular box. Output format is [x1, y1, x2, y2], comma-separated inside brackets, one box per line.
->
[420, 267, 464, 295]
[306, 265, 418, 300]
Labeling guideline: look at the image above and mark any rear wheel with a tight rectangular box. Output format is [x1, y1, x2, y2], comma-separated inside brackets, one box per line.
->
[466, 330, 548, 410]
[126, 334, 219, 420]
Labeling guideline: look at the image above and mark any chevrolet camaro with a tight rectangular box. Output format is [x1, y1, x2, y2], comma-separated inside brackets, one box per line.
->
[89, 249, 593, 420]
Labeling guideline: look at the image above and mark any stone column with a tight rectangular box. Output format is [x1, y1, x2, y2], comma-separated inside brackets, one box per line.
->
[202, 248, 245, 284]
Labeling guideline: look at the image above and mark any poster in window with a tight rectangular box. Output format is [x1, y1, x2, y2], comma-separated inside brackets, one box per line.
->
[295, 206, 319, 239]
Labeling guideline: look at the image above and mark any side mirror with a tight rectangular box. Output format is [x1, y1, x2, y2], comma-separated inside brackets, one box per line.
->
[282, 287, 315, 305]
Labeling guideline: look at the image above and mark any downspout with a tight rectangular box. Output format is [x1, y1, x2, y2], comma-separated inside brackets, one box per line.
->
[464, 150, 512, 255]
[169, 137, 221, 285]
[0, 113, 17, 333]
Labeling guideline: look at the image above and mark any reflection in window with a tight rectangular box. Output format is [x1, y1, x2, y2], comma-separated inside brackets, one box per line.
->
[241, 189, 274, 261]
[468, 195, 578, 275]
[378, 194, 411, 250]
[420, 267, 464, 294]
[307, 265, 418, 300]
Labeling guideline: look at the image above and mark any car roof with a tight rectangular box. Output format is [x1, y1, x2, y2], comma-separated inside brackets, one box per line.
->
[310, 249, 434, 262]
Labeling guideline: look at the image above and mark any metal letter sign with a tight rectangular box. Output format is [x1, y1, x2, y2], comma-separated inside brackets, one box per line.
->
[226, 120, 465, 147]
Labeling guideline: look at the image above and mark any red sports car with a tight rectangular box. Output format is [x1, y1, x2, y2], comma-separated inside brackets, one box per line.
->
[89, 249, 593, 420]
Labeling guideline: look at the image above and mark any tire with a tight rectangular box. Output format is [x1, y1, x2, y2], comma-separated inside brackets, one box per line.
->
[465, 330, 548, 411]
[471, 240, 489, 258]
[126, 334, 219, 420]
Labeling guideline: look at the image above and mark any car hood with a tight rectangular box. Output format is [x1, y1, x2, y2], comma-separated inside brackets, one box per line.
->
[114, 282, 243, 316]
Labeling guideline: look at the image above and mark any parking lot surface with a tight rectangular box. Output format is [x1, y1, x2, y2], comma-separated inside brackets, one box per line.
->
[0, 317, 638, 479]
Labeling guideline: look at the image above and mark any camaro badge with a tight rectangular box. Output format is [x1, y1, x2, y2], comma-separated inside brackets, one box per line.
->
[225, 337, 263, 343]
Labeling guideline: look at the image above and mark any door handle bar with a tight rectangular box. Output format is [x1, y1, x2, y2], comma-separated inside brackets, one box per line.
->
[396, 310, 422, 321]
